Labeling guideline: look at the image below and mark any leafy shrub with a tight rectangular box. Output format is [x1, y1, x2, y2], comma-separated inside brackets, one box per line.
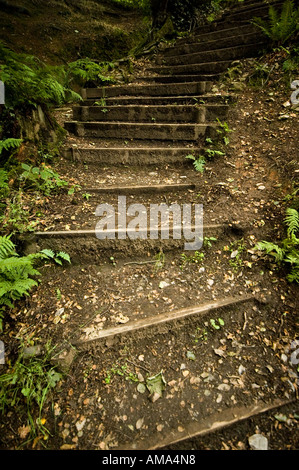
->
[252, 0, 299, 45]
[20, 163, 68, 196]
[66, 58, 116, 87]
[0, 42, 81, 110]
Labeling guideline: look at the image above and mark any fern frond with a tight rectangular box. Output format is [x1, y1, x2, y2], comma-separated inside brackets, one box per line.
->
[286, 265, 299, 283]
[0, 257, 41, 279]
[56, 252, 71, 264]
[252, 0, 299, 44]
[0, 236, 17, 259]
[39, 249, 55, 259]
[193, 156, 206, 173]
[0, 278, 38, 303]
[285, 208, 299, 237]
[255, 241, 284, 262]
[0, 138, 23, 155]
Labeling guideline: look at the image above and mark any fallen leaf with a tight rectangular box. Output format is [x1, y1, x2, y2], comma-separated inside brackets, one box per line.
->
[18, 425, 31, 439]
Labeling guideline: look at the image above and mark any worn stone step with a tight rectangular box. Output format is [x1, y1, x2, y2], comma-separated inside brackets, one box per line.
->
[72, 104, 229, 123]
[25, 223, 226, 262]
[75, 294, 255, 347]
[121, 400, 294, 450]
[162, 31, 265, 58]
[82, 93, 232, 107]
[149, 60, 234, 76]
[82, 81, 212, 100]
[177, 23, 258, 46]
[62, 146, 201, 166]
[134, 74, 221, 84]
[64, 121, 218, 141]
[192, 0, 284, 34]
[82, 182, 196, 194]
[157, 42, 266, 66]
[221, 0, 284, 21]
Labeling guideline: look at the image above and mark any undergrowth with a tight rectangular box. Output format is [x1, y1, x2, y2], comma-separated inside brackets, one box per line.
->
[0, 235, 70, 331]
[252, 0, 299, 46]
[255, 208, 299, 283]
[0, 341, 63, 443]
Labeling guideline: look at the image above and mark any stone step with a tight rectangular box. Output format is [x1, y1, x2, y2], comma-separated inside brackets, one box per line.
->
[134, 74, 221, 83]
[174, 0, 283, 46]
[149, 60, 234, 76]
[25, 223, 226, 262]
[157, 42, 266, 66]
[72, 104, 229, 123]
[82, 81, 212, 100]
[64, 121, 218, 142]
[175, 23, 258, 46]
[75, 294, 255, 347]
[192, 0, 284, 34]
[82, 93, 232, 106]
[82, 182, 196, 194]
[62, 146, 202, 167]
[221, 0, 284, 21]
[162, 31, 265, 58]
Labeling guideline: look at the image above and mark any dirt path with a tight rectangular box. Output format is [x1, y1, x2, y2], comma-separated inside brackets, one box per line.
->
[0, 0, 298, 451]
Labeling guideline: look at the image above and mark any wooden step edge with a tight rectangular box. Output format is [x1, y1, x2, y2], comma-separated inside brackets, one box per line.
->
[116, 398, 296, 450]
[33, 223, 223, 239]
[73, 293, 256, 348]
[65, 121, 218, 127]
[81, 183, 196, 194]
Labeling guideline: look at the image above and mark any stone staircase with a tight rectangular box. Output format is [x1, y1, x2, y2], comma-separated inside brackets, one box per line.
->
[27, 0, 297, 450]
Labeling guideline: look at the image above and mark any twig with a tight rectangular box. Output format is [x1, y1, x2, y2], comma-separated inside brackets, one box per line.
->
[126, 359, 150, 373]
[124, 260, 156, 266]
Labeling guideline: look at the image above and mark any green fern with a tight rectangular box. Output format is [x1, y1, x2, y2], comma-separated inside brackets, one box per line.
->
[0, 236, 71, 311]
[284, 207, 299, 237]
[0, 235, 16, 259]
[0, 236, 45, 308]
[252, 0, 299, 45]
[0, 138, 23, 155]
[255, 208, 299, 282]
[185, 154, 206, 173]
[255, 241, 285, 263]
[0, 42, 81, 109]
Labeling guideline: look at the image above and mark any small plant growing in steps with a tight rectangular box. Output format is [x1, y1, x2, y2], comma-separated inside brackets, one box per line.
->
[186, 136, 226, 173]
[227, 238, 246, 272]
[180, 251, 205, 269]
[254, 208, 299, 283]
[153, 250, 165, 273]
[20, 163, 68, 196]
[216, 118, 233, 146]
[210, 317, 225, 330]
[104, 362, 139, 384]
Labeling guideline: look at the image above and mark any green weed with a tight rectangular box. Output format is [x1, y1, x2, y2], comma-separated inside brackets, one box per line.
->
[0, 342, 63, 440]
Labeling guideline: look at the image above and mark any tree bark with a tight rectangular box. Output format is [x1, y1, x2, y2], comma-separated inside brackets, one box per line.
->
[150, 0, 169, 28]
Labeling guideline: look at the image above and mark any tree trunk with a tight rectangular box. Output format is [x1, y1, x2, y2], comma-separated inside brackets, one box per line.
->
[150, 0, 169, 29]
